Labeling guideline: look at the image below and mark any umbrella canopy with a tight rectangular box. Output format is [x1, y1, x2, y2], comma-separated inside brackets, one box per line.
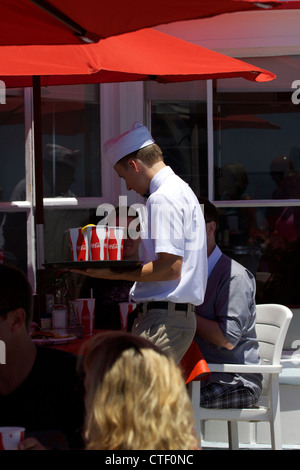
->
[0, 0, 282, 45]
[215, 114, 281, 129]
[0, 28, 276, 87]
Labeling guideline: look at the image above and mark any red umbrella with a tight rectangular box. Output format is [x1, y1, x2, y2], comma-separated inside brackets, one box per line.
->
[0, 28, 276, 87]
[0, 0, 282, 45]
[215, 114, 281, 129]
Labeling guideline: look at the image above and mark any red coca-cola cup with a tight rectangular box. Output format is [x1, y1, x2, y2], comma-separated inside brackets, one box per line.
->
[82, 225, 108, 260]
[119, 302, 136, 330]
[76, 298, 95, 336]
[107, 226, 125, 260]
[90, 226, 108, 260]
[69, 228, 87, 261]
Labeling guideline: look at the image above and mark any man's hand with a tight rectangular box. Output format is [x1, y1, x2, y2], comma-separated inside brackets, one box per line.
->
[19, 437, 47, 450]
[70, 267, 116, 279]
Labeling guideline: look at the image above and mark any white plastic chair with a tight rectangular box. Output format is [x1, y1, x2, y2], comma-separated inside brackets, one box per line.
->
[188, 304, 293, 450]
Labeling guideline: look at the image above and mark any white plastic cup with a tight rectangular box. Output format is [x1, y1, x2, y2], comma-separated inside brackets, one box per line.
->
[0, 427, 25, 450]
[69, 228, 88, 261]
[90, 225, 108, 260]
[119, 302, 136, 330]
[52, 304, 68, 329]
[107, 226, 125, 260]
[76, 298, 95, 336]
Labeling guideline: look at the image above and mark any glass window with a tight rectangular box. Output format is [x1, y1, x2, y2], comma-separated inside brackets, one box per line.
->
[1, 211, 27, 273]
[148, 58, 300, 307]
[151, 101, 208, 196]
[213, 55, 300, 201]
[44, 208, 95, 263]
[41, 84, 101, 198]
[217, 205, 300, 306]
[213, 90, 300, 201]
[0, 89, 25, 201]
[213, 56, 300, 307]
[40, 84, 102, 265]
[0, 89, 27, 273]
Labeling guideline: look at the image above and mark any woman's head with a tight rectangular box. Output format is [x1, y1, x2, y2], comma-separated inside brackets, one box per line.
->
[81, 331, 198, 450]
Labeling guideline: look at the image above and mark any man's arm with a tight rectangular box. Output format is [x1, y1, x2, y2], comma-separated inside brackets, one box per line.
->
[71, 252, 182, 282]
[196, 315, 235, 350]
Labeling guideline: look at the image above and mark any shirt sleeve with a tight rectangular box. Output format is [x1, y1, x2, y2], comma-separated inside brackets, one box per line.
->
[215, 269, 256, 347]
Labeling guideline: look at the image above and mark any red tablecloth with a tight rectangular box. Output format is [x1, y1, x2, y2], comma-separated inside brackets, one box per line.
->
[52, 331, 210, 384]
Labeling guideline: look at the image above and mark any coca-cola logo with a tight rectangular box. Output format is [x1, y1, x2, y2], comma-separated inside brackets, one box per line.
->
[108, 243, 118, 249]
[91, 242, 100, 249]
[77, 244, 86, 250]
[91, 241, 107, 249]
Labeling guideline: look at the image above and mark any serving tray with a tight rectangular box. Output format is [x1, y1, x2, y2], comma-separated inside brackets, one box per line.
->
[43, 260, 142, 270]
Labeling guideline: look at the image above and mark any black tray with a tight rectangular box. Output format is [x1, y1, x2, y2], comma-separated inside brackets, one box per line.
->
[43, 260, 142, 270]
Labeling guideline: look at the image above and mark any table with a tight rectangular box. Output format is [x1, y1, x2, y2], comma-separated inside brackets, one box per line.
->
[51, 330, 210, 384]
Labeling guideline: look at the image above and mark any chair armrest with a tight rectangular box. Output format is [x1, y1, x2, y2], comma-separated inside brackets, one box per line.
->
[207, 363, 282, 374]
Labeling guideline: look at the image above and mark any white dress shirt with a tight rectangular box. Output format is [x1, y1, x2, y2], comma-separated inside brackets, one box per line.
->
[130, 166, 207, 305]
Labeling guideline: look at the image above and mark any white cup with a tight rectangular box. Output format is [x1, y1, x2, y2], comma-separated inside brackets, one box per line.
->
[90, 225, 108, 260]
[76, 298, 95, 335]
[119, 302, 136, 330]
[0, 427, 25, 450]
[52, 304, 68, 329]
[69, 228, 88, 261]
[107, 226, 125, 260]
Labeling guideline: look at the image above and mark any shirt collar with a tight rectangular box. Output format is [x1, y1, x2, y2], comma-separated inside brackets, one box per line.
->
[149, 166, 174, 194]
[208, 245, 222, 278]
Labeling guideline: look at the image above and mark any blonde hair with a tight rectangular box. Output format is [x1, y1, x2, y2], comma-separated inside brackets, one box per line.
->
[81, 331, 198, 450]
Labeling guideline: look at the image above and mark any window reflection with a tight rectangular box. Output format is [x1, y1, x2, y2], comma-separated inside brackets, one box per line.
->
[1, 211, 27, 273]
[151, 101, 208, 196]
[213, 91, 300, 201]
[0, 89, 25, 201]
[44, 208, 95, 263]
[41, 84, 101, 198]
[216, 205, 300, 306]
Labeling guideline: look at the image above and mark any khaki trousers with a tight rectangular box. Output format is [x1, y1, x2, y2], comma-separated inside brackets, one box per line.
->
[132, 302, 196, 364]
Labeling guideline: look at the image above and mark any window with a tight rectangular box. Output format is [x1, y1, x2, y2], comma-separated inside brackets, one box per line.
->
[40, 85, 101, 263]
[213, 56, 300, 306]
[41, 85, 101, 199]
[0, 89, 27, 273]
[147, 57, 300, 306]
[0, 84, 101, 283]
[151, 101, 208, 197]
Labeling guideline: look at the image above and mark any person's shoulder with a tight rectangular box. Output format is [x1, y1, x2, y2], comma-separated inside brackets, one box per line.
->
[226, 255, 255, 281]
[215, 253, 253, 278]
[35, 345, 77, 368]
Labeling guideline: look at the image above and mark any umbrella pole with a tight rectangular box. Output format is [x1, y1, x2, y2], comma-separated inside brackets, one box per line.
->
[33, 75, 45, 323]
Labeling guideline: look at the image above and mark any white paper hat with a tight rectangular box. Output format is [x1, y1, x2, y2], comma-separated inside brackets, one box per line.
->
[105, 122, 155, 167]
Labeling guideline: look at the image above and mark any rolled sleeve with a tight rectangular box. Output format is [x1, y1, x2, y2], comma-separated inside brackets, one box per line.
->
[216, 270, 256, 347]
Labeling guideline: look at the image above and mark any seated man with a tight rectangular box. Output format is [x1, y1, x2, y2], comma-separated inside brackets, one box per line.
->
[0, 264, 84, 449]
[195, 198, 262, 408]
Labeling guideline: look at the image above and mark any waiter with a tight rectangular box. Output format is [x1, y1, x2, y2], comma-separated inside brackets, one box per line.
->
[73, 122, 207, 363]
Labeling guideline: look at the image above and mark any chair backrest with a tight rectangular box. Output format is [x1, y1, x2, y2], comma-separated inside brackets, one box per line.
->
[256, 304, 293, 366]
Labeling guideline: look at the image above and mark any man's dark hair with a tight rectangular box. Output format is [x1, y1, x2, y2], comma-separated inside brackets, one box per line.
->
[0, 264, 33, 330]
[198, 197, 218, 224]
